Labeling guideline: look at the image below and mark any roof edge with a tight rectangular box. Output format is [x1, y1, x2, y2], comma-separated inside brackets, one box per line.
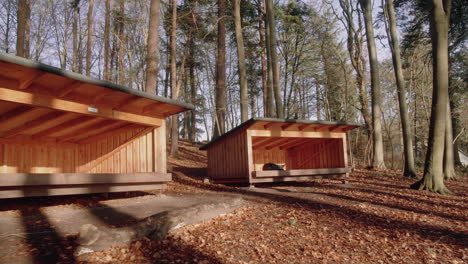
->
[200, 118, 362, 150]
[0, 53, 194, 111]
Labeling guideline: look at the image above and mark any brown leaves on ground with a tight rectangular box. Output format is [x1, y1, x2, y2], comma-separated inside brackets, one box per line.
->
[2, 140, 467, 263]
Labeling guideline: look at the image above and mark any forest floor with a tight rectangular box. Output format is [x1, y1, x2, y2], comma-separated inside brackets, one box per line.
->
[0, 140, 467, 264]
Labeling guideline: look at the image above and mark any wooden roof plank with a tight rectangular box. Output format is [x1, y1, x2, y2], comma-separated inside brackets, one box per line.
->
[0, 111, 68, 138]
[58, 81, 86, 98]
[18, 71, 47, 90]
[56, 120, 122, 142]
[31, 116, 100, 139]
[77, 124, 142, 144]
[0, 87, 162, 127]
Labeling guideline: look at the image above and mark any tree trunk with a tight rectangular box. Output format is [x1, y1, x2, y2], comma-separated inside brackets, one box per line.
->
[359, 0, 386, 169]
[104, 0, 111, 81]
[411, 0, 452, 194]
[189, 48, 197, 143]
[118, 0, 125, 85]
[233, 0, 248, 122]
[264, 1, 275, 118]
[86, 0, 95, 76]
[16, 0, 31, 58]
[257, 0, 268, 117]
[169, 0, 178, 157]
[444, 101, 457, 179]
[213, 0, 227, 139]
[383, 0, 417, 178]
[145, 0, 161, 95]
[265, 0, 284, 118]
[72, 2, 79, 72]
[4, 0, 12, 53]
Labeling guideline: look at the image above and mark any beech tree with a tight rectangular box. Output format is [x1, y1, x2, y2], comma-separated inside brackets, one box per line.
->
[213, 0, 227, 138]
[145, 0, 161, 95]
[85, 0, 94, 76]
[358, 0, 386, 169]
[411, 0, 452, 194]
[382, 0, 417, 178]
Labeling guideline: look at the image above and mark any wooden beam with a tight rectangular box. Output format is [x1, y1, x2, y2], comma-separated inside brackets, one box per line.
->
[116, 96, 147, 109]
[0, 111, 68, 138]
[0, 105, 34, 123]
[0, 76, 19, 89]
[298, 124, 309, 131]
[31, 116, 100, 139]
[18, 72, 47, 90]
[58, 81, 86, 98]
[56, 120, 123, 142]
[251, 137, 273, 147]
[77, 124, 142, 144]
[142, 102, 163, 114]
[252, 137, 281, 149]
[265, 137, 292, 150]
[263, 122, 276, 129]
[251, 174, 345, 183]
[0, 88, 162, 126]
[279, 138, 309, 150]
[92, 89, 114, 104]
[249, 129, 345, 139]
[280, 123, 296, 130]
[78, 127, 154, 173]
[253, 168, 349, 178]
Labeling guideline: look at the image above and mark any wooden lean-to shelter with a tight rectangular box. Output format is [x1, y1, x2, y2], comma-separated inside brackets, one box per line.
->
[200, 118, 359, 184]
[0, 53, 193, 198]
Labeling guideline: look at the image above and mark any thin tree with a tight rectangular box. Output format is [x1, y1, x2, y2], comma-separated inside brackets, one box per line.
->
[118, 0, 125, 85]
[382, 0, 417, 178]
[411, 0, 452, 194]
[265, 0, 284, 118]
[444, 101, 457, 179]
[169, 0, 179, 157]
[359, 0, 386, 169]
[257, 0, 268, 117]
[16, 0, 31, 58]
[86, 0, 94, 76]
[234, 0, 248, 122]
[213, 0, 227, 138]
[103, 0, 111, 81]
[72, 0, 80, 72]
[145, 0, 161, 95]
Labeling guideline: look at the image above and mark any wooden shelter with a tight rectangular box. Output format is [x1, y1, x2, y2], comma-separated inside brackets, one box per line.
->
[0, 53, 193, 198]
[201, 118, 359, 184]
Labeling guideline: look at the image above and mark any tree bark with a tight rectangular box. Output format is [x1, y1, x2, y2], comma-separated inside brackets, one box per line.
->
[145, 0, 161, 95]
[169, 0, 179, 157]
[411, 0, 452, 194]
[257, 0, 268, 117]
[383, 0, 417, 178]
[189, 48, 197, 143]
[104, 0, 111, 81]
[86, 0, 95, 76]
[234, 0, 248, 122]
[213, 0, 227, 139]
[359, 0, 386, 169]
[16, 0, 31, 58]
[265, 0, 284, 118]
[118, 0, 125, 85]
[72, 1, 80, 72]
[444, 101, 457, 179]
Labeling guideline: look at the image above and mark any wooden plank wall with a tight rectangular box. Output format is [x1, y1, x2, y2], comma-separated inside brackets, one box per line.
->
[287, 138, 344, 169]
[253, 149, 287, 171]
[207, 130, 249, 182]
[0, 126, 160, 174]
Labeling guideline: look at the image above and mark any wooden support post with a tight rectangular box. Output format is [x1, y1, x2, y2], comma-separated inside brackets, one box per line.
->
[153, 122, 166, 173]
[246, 130, 254, 184]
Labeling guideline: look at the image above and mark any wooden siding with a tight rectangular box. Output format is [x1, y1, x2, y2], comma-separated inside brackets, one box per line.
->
[287, 138, 345, 170]
[0, 126, 163, 174]
[207, 129, 249, 183]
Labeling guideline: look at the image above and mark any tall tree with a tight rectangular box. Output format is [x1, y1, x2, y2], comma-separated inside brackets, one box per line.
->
[444, 101, 456, 179]
[213, 0, 227, 138]
[145, 0, 161, 95]
[257, 0, 269, 117]
[72, 0, 80, 72]
[265, 0, 284, 118]
[117, 0, 125, 85]
[169, 0, 179, 157]
[234, 0, 248, 122]
[411, 0, 452, 194]
[359, 0, 386, 169]
[382, 0, 417, 178]
[86, 0, 94, 76]
[16, 0, 31, 58]
[103, 0, 111, 81]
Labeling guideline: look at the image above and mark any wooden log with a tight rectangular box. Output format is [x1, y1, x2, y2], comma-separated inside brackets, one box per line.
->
[253, 168, 349, 177]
